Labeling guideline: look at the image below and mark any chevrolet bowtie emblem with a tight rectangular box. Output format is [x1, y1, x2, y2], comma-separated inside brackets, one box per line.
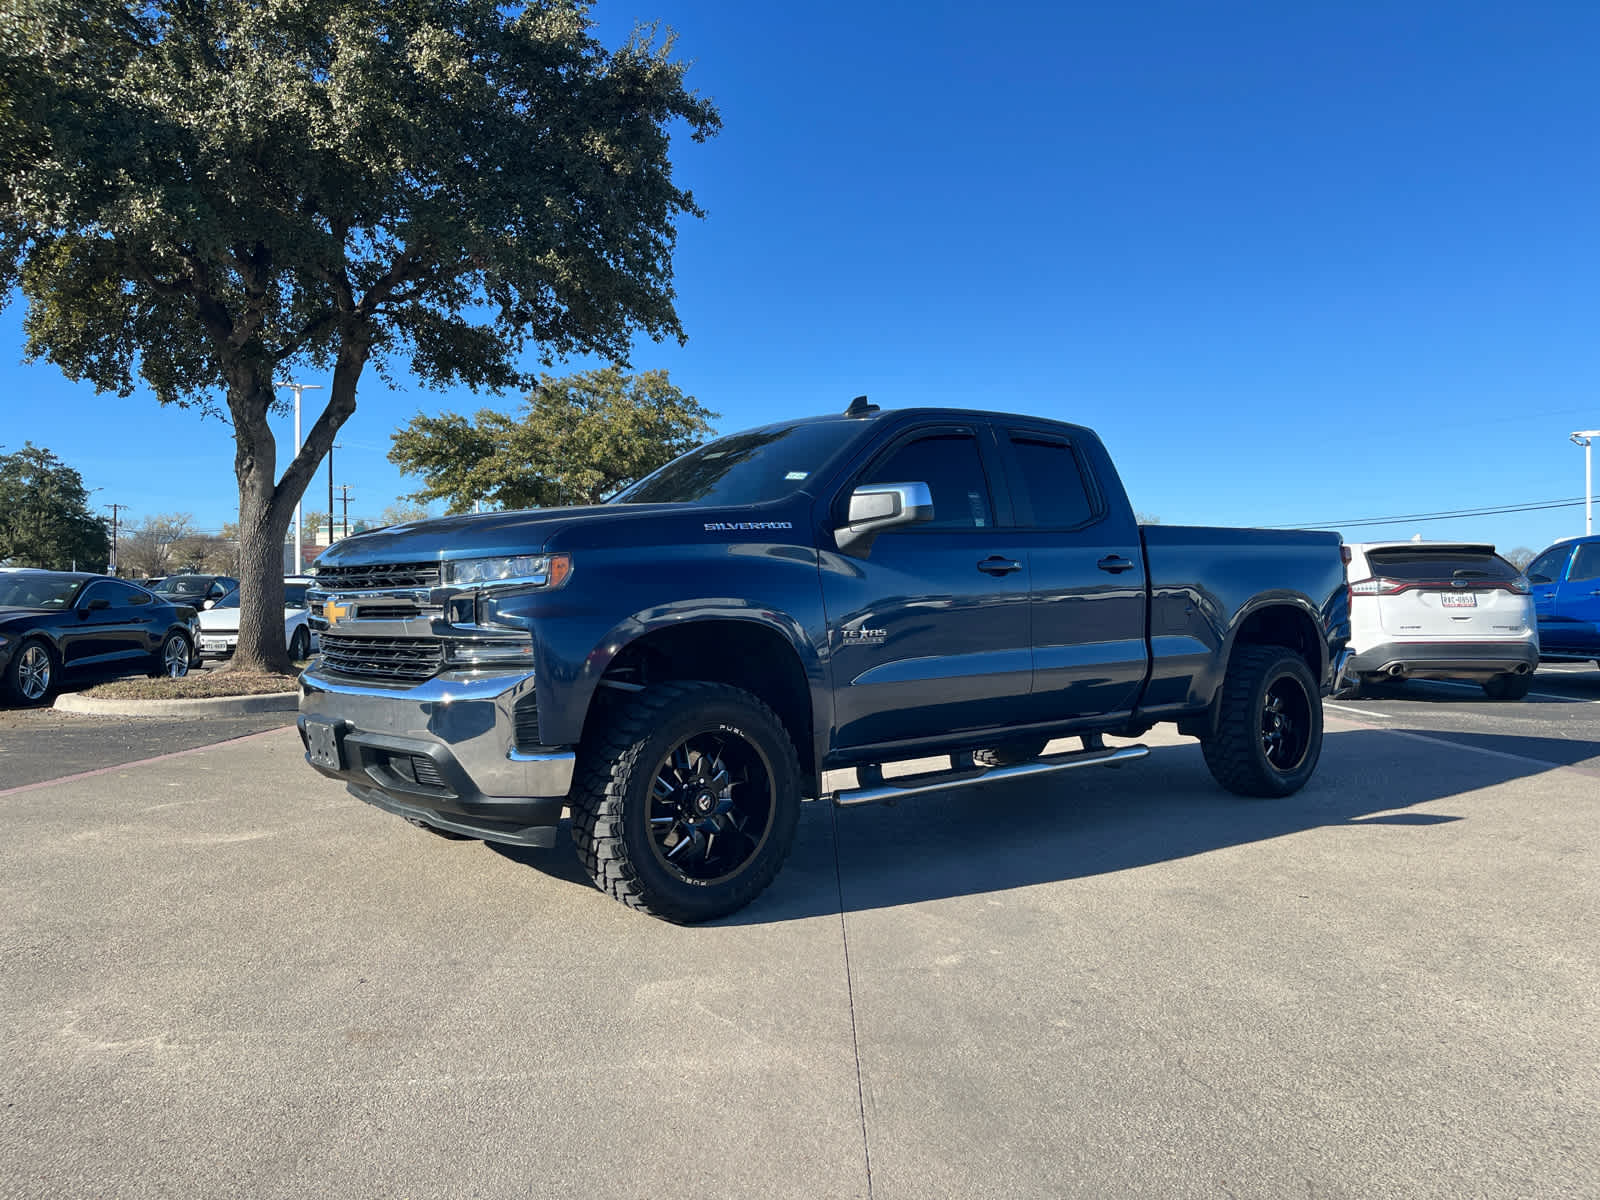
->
[324, 600, 350, 624]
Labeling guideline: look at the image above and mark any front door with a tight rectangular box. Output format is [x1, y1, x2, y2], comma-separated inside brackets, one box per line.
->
[1551, 541, 1600, 657]
[821, 425, 1033, 751]
[1527, 543, 1578, 654]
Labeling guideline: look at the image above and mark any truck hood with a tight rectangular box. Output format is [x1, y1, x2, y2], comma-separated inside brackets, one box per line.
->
[312, 502, 802, 566]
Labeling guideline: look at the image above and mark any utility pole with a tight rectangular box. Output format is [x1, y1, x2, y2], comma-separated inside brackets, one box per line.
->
[104, 503, 129, 575]
[327, 443, 341, 546]
[275, 380, 324, 571]
[339, 484, 353, 539]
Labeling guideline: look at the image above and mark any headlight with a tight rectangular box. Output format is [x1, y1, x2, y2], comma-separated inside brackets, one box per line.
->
[446, 554, 572, 589]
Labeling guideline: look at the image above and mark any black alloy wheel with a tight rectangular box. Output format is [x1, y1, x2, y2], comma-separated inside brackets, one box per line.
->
[645, 733, 776, 885]
[1202, 645, 1324, 798]
[290, 626, 311, 662]
[1259, 674, 1313, 772]
[570, 681, 803, 923]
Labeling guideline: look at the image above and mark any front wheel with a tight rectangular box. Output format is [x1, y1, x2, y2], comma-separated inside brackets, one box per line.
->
[289, 626, 311, 662]
[5, 639, 57, 706]
[570, 681, 803, 923]
[1201, 646, 1323, 798]
[1482, 672, 1532, 701]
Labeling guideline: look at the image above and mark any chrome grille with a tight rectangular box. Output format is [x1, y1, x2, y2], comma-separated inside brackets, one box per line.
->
[313, 562, 442, 590]
[319, 634, 444, 682]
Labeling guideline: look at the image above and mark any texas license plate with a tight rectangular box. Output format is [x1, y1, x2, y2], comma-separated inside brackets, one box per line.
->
[201, 638, 228, 652]
[304, 719, 344, 770]
[1440, 592, 1477, 608]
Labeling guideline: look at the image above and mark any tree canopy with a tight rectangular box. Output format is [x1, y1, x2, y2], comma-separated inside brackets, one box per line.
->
[0, 0, 719, 669]
[0, 443, 111, 570]
[390, 366, 716, 511]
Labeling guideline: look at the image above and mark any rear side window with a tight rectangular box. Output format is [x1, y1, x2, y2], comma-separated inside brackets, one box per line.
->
[1008, 435, 1096, 528]
[861, 432, 993, 530]
[1364, 547, 1520, 584]
[1568, 543, 1600, 583]
[1526, 546, 1571, 585]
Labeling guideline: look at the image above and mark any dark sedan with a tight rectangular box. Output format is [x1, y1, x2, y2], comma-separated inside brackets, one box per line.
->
[0, 570, 198, 705]
[153, 573, 238, 610]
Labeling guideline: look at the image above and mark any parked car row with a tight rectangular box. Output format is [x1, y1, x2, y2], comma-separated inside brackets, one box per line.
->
[1339, 533, 1600, 701]
[0, 569, 197, 704]
[1, 569, 323, 705]
[195, 576, 320, 664]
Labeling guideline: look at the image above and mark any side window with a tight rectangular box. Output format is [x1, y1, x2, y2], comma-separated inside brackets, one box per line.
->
[860, 432, 993, 530]
[1008, 435, 1096, 528]
[1526, 547, 1571, 585]
[105, 581, 151, 607]
[1568, 543, 1600, 583]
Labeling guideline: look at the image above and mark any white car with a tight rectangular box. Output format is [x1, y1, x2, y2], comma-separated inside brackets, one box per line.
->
[1340, 542, 1539, 700]
[196, 577, 320, 663]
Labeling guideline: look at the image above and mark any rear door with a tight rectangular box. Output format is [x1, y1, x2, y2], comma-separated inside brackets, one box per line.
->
[1362, 545, 1529, 641]
[1550, 541, 1600, 656]
[821, 422, 1033, 750]
[996, 425, 1147, 719]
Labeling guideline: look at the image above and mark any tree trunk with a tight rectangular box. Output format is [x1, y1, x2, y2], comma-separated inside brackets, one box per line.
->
[223, 338, 368, 675]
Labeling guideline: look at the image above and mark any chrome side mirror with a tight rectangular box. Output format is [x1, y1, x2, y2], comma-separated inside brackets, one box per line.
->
[835, 482, 934, 556]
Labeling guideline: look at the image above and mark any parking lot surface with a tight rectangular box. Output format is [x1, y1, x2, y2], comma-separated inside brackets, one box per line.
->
[1, 669, 1596, 1198]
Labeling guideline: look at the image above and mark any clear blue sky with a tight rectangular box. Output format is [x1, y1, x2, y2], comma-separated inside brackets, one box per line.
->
[4, 0, 1597, 556]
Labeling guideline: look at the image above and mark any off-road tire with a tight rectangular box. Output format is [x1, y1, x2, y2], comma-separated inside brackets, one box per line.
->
[569, 681, 803, 924]
[1201, 645, 1323, 798]
[5, 638, 57, 706]
[1482, 672, 1532, 701]
[973, 738, 1049, 767]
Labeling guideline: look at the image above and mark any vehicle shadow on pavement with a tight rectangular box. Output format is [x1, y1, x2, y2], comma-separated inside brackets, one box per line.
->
[714, 728, 1593, 925]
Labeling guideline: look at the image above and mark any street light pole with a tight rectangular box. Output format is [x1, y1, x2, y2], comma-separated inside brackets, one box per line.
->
[1572, 431, 1600, 536]
[275, 381, 323, 572]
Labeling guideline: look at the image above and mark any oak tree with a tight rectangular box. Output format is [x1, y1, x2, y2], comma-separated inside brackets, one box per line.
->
[1, 0, 718, 670]
[390, 366, 715, 511]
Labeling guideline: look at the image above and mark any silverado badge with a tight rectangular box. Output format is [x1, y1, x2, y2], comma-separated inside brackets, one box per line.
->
[324, 599, 350, 625]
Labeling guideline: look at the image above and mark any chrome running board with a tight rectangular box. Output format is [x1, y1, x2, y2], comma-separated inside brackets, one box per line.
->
[827, 744, 1150, 808]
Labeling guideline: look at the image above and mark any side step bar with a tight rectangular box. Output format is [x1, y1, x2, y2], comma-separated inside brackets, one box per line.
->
[827, 744, 1150, 808]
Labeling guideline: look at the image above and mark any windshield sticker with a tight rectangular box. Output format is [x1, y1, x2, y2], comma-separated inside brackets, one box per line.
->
[968, 490, 987, 528]
[704, 521, 795, 532]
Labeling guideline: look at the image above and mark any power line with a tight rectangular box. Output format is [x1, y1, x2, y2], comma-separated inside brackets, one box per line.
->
[1263, 496, 1588, 531]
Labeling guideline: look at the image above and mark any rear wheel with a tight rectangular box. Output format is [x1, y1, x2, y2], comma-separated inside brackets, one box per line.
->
[1201, 646, 1323, 798]
[5, 639, 57, 706]
[1482, 672, 1532, 701]
[150, 632, 192, 679]
[570, 681, 802, 923]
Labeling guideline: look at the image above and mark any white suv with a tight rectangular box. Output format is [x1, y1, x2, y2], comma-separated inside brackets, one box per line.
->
[1340, 542, 1539, 700]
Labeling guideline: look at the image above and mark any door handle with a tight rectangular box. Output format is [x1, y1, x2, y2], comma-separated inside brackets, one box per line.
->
[977, 557, 1022, 576]
[1097, 555, 1135, 574]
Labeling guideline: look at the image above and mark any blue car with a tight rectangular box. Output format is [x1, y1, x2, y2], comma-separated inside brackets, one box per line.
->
[1526, 536, 1600, 664]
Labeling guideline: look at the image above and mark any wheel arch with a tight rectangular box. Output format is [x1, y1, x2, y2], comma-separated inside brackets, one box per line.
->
[578, 614, 824, 789]
[1180, 596, 1328, 738]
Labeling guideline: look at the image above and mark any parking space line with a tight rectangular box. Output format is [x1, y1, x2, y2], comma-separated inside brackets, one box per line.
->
[1325, 703, 1394, 719]
[1322, 716, 1600, 779]
[0, 727, 287, 799]
[1409, 678, 1600, 704]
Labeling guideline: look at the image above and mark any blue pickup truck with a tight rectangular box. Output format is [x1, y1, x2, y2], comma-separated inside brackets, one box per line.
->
[1527, 535, 1600, 663]
[298, 400, 1350, 922]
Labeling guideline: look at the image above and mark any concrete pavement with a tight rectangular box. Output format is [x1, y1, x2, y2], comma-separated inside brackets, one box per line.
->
[0, 687, 1596, 1198]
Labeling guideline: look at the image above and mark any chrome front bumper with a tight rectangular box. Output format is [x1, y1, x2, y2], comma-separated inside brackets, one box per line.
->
[297, 664, 574, 847]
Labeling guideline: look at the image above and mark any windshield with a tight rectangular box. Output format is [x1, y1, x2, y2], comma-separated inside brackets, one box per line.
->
[614, 420, 864, 506]
[157, 576, 212, 597]
[213, 584, 308, 610]
[0, 574, 84, 609]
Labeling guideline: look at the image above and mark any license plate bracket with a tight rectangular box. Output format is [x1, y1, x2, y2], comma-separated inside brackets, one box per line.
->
[1440, 592, 1477, 608]
[304, 719, 344, 771]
